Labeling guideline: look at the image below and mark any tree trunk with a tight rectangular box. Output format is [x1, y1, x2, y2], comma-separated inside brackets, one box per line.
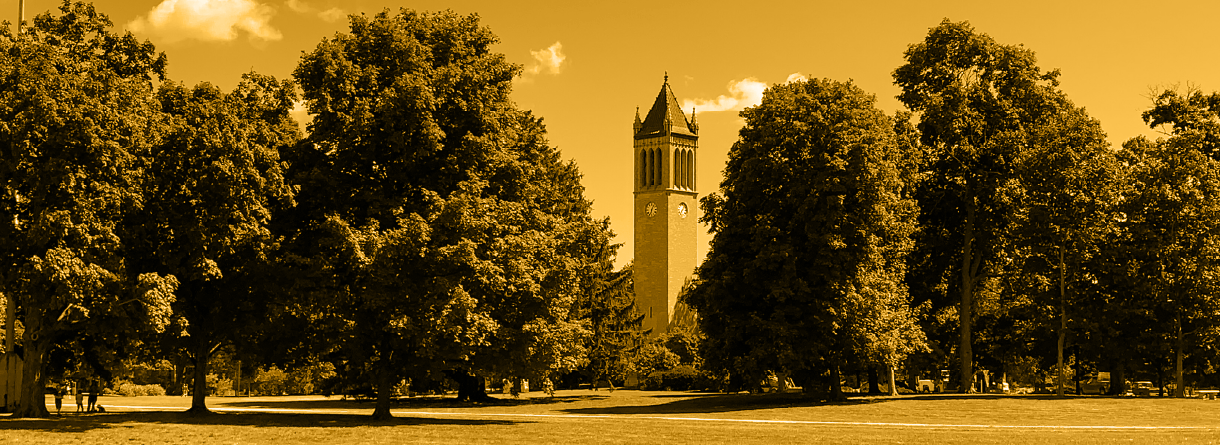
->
[186, 340, 212, 415]
[887, 364, 899, 396]
[371, 365, 394, 420]
[11, 330, 49, 418]
[868, 366, 880, 394]
[1174, 314, 1185, 398]
[447, 369, 493, 403]
[906, 357, 918, 394]
[829, 363, 845, 401]
[1073, 347, 1082, 395]
[1057, 245, 1066, 398]
[959, 184, 976, 394]
[1112, 361, 1126, 395]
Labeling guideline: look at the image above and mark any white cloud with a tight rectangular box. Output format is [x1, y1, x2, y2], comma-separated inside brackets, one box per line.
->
[317, 7, 345, 22]
[681, 73, 809, 113]
[525, 42, 565, 75]
[127, 0, 281, 43]
[287, 0, 345, 22]
[682, 78, 766, 113]
[285, 0, 308, 12]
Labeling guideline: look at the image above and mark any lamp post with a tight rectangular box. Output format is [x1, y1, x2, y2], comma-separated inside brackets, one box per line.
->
[3, 2, 22, 411]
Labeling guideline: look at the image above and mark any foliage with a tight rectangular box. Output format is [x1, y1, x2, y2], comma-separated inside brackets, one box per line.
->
[689, 78, 923, 398]
[633, 342, 680, 376]
[287, 8, 607, 418]
[0, 1, 177, 418]
[205, 373, 232, 397]
[577, 263, 645, 385]
[132, 72, 299, 414]
[1007, 99, 1120, 396]
[253, 366, 288, 395]
[1141, 85, 1220, 159]
[642, 365, 707, 391]
[114, 380, 167, 397]
[894, 19, 1069, 393]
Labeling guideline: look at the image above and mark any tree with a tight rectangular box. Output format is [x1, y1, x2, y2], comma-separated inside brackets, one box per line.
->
[577, 262, 644, 388]
[1141, 85, 1220, 159]
[688, 78, 924, 399]
[894, 19, 1066, 392]
[1010, 101, 1119, 396]
[0, 1, 175, 418]
[1117, 92, 1220, 396]
[287, 8, 604, 418]
[129, 73, 299, 414]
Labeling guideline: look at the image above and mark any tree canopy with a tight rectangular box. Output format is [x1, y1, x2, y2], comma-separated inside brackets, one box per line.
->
[689, 78, 924, 397]
[286, 8, 611, 418]
[0, 1, 175, 417]
[894, 19, 1069, 393]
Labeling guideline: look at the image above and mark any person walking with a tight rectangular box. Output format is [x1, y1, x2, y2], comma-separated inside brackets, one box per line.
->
[53, 384, 64, 416]
[74, 381, 85, 414]
[87, 380, 99, 413]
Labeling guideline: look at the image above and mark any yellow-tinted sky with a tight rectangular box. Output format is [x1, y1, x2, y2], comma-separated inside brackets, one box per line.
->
[13, 0, 1220, 268]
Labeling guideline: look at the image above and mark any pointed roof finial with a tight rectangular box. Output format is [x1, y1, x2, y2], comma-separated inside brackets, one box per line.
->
[664, 71, 668, 84]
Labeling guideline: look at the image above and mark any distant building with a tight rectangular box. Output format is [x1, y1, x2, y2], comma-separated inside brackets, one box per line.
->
[633, 75, 698, 337]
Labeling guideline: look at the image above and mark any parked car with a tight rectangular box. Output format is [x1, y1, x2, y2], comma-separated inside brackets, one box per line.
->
[1133, 381, 1155, 397]
[1079, 372, 1110, 395]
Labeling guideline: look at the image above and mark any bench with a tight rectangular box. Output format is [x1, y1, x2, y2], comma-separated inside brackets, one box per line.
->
[1198, 389, 1219, 400]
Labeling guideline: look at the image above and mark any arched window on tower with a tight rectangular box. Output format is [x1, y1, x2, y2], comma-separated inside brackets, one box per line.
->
[680, 149, 688, 188]
[674, 149, 680, 189]
[644, 147, 653, 185]
[655, 148, 662, 187]
[683, 149, 690, 188]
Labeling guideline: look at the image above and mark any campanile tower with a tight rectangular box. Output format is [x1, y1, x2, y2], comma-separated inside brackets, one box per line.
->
[633, 75, 698, 337]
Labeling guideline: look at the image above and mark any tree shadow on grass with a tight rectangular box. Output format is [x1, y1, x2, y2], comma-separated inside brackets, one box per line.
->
[0, 411, 522, 433]
[562, 392, 856, 415]
[562, 392, 1095, 416]
[219, 394, 610, 411]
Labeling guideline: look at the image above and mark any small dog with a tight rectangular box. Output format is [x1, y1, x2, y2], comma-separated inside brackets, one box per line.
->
[95, 405, 105, 413]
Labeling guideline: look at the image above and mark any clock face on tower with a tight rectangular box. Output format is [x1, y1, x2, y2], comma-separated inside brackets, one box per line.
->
[678, 203, 688, 218]
[645, 202, 657, 217]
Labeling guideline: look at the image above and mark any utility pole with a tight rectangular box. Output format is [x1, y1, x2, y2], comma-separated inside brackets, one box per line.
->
[4, 2, 24, 411]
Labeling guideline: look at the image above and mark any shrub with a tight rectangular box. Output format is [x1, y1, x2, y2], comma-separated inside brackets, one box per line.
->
[285, 362, 336, 395]
[253, 366, 288, 395]
[642, 365, 705, 391]
[206, 373, 233, 396]
[114, 380, 167, 397]
[634, 343, 680, 375]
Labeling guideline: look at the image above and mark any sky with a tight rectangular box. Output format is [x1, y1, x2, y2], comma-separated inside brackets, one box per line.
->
[10, 0, 1220, 269]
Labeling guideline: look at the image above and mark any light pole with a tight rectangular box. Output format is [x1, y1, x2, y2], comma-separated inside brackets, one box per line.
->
[3, 1, 23, 411]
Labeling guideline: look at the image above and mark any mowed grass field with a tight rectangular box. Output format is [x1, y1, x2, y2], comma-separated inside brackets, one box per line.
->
[4, 390, 1220, 444]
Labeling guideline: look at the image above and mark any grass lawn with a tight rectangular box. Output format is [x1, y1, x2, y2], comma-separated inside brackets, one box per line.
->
[3, 391, 1220, 444]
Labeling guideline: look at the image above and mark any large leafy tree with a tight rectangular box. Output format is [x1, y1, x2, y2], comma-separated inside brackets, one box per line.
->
[689, 78, 923, 399]
[1141, 86, 1220, 159]
[1114, 88, 1220, 396]
[894, 19, 1066, 392]
[0, 1, 175, 418]
[577, 261, 644, 388]
[1010, 101, 1120, 396]
[130, 74, 299, 414]
[287, 8, 604, 418]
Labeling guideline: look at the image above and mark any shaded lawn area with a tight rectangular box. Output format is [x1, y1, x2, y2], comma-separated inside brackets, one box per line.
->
[2, 391, 1219, 444]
